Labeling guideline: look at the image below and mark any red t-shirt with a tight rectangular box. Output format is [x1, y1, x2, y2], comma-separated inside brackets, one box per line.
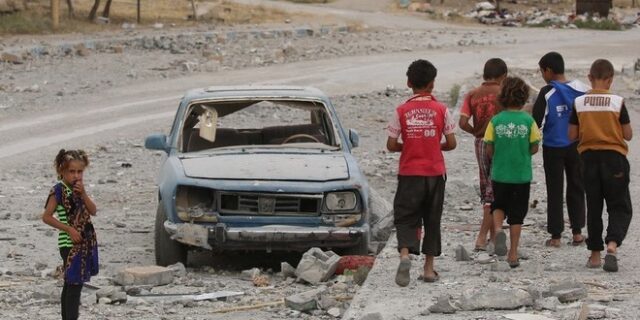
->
[459, 81, 501, 138]
[387, 94, 455, 176]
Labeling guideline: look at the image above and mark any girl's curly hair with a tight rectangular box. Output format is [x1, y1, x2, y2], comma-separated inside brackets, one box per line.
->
[498, 76, 530, 109]
[54, 149, 89, 176]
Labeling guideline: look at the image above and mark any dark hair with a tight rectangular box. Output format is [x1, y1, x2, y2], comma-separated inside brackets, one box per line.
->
[538, 51, 565, 74]
[483, 58, 507, 80]
[498, 77, 530, 109]
[54, 149, 89, 177]
[590, 59, 614, 79]
[406, 59, 437, 89]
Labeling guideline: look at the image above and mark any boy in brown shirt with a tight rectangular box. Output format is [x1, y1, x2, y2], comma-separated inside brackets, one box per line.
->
[569, 59, 633, 272]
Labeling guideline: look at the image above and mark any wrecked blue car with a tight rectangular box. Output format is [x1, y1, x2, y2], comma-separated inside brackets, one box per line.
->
[145, 86, 371, 265]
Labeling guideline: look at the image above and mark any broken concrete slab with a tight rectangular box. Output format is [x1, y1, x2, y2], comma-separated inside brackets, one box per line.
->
[167, 262, 187, 278]
[503, 314, 556, 320]
[95, 286, 127, 304]
[295, 248, 340, 284]
[534, 296, 560, 311]
[369, 187, 394, 242]
[114, 266, 173, 286]
[284, 286, 327, 312]
[281, 262, 296, 278]
[459, 287, 534, 311]
[240, 267, 261, 281]
[428, 294, 457, 314]
[555, 287, 588, 303]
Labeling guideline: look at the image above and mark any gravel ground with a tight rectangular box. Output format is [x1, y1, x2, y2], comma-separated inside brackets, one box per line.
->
[1, 3, 639, 319]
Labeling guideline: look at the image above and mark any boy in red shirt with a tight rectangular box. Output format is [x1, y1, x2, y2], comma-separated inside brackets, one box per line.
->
[387, 59, 457, 286]
[458, 58, 507, 251]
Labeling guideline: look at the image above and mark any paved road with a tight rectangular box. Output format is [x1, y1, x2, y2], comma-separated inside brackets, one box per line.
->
[0, 22, 638, 166]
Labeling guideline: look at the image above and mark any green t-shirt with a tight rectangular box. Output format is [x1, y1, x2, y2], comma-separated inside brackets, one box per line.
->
[484, 110, 541, 183]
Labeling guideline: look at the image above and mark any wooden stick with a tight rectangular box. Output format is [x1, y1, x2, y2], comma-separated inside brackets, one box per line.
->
[212, 299, 284, 313]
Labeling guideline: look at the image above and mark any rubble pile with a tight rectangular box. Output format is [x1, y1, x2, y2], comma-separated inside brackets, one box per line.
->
[465, 1, 640, 29]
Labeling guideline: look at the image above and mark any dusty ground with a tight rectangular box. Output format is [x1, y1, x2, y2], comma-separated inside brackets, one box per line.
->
[0, 0, 639, 319]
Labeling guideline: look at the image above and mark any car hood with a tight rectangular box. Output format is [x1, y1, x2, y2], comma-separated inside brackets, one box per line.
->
[181, 153, 350, 181]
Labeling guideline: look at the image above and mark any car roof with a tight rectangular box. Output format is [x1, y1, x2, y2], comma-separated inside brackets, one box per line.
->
[183, 86, 329, 102]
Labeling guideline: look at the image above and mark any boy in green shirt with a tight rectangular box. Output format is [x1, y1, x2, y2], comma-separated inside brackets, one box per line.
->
[484, 77, 541, 267]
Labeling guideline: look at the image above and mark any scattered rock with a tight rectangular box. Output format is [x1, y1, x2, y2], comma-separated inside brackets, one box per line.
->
[490, 261, 511, 272]
[95, 286, 128, 304]
[167, 262, 187, 278]
[555, 287, 588, 303]
[284, 286, 327, 312]
[327, 307, 342, 317]
[534, 296, 560, 311]
[240, 267, 261, 281]
[503, 314, 555, 320]
[455, 245, 471, 261]
[0, 53, 22, 64]
[295, 248, 340, 285]
[428, 294, 457, 314]
[476, 252, 494, 264]
[114, 265, 174, 286]
[359, 312, 384, 320]
[459, 287, 534, 310]
[281, 262, 296, 278]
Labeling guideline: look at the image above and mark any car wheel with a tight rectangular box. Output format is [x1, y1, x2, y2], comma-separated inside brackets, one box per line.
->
[155, 205, 187, 266]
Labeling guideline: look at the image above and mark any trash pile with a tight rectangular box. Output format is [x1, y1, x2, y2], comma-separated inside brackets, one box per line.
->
[463, 1, 640, 29]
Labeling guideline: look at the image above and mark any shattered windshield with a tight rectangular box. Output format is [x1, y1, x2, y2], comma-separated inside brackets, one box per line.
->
[179, 100, 340, 153]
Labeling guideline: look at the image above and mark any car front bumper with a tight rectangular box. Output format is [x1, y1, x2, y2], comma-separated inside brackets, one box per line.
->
[164, 221, 368, 251]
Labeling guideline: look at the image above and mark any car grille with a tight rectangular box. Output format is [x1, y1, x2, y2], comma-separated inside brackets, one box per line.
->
[218, 192, 322, 216]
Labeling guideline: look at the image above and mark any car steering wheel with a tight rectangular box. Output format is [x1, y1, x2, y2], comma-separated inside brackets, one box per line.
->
[282, 134, 321, 144]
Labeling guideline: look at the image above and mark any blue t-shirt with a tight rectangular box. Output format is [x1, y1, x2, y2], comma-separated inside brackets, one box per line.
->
[532, 80, 590, 147]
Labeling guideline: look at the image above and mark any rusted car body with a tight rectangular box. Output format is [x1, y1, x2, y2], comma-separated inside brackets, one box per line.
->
[145, 86, 370, 265]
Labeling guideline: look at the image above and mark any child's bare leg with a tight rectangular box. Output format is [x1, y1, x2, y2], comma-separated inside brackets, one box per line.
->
[476, 205, 494, 248]
[606, 241, 618, 254]
[590, 250, 602, 266]
[508, 224, 522, 262]
[492, 209, 505, 234]
[493, 209, 508, 256]
[423, 255, 436, 278]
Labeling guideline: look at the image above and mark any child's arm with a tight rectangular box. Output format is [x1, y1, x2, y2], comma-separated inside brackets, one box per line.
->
[620, 104, 632, 141]
[41, 196, 82, 243]
[530, 121, 541, 155]
[458, 115, 474, 135]
[530, 144, 539, 155]
[531, 89, 548, 129]
[458, 94, 474, 134]
[622, 124, 632, 141]
[386, 137, 403, 152]
[74, 180, 97, 215]
[485, 143, 494, 158]
[568, 124, 579, 141]
[483, 120, 494, 158]
[441, 133, 457, 151]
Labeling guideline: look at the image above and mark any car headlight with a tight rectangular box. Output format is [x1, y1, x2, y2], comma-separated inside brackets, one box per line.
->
[325, 191, 358, 211]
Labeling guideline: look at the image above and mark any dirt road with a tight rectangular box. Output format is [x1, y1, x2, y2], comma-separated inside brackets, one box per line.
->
[0, 1, 639, 319]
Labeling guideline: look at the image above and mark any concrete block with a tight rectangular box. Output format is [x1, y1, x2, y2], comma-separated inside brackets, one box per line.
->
[285, 286, 327, 312]
[295, 248, 341, 284]
[114, 266, 174, 286]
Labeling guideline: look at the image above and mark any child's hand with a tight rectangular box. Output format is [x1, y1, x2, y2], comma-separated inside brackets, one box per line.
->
[73, 180, 86, 197]
[68, 228, 82, 244]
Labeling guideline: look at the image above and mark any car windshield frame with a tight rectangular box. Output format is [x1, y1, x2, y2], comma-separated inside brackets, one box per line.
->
[174, 97, 344, 154]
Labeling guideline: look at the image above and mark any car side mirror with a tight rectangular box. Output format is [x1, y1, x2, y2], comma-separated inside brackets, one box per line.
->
[349, 129, 360, 148]
[145, 134, 168, 152]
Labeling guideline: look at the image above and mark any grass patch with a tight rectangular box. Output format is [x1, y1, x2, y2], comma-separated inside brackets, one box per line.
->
[449, 84, 461, 107]
[0, 10, 51, 34]
[574, 18, 622, 30]
[0, 0, 310, 35]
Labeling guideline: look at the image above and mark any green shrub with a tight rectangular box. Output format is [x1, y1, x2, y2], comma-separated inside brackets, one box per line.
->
[574, 18, 622, 30]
